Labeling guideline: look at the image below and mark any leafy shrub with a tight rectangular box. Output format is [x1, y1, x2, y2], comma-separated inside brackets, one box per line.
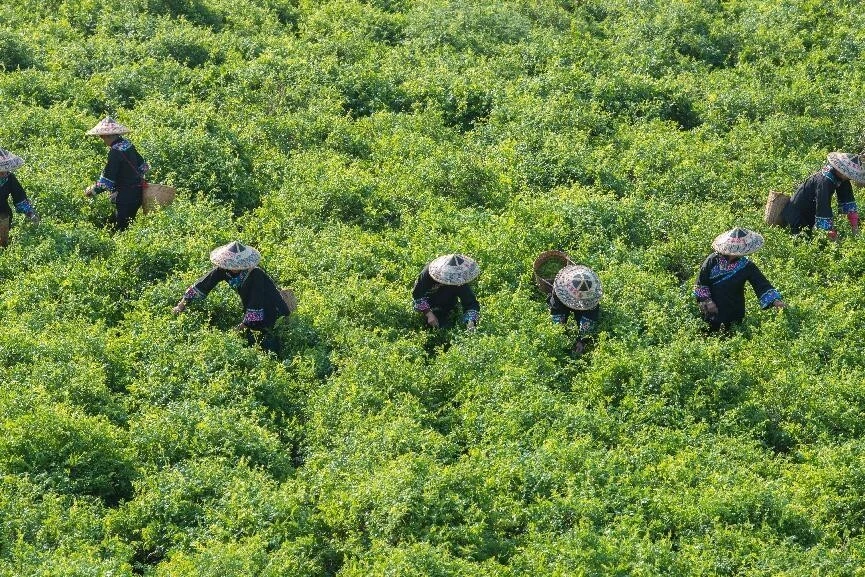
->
[146, 26, 216, 68]
[0, 30, 39, 71]
[0, 402, 134, 504]
[145, 0, 226, 29]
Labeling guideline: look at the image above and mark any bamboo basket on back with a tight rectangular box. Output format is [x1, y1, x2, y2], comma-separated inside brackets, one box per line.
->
[533, 250, 575, 295]
[763, 190, 790, 226]
[142, 183, 176, 214]
[279, 288, 298, 313]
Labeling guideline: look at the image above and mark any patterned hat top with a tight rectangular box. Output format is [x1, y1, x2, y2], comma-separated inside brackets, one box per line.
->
[86, 116, 130, 136]
[553, 265, 602, 311]
[428, 253, 480, 286]
[828, 152, 865, 184]
[0, 148, 24, 172]
[711, 227, 765, 256]
[209, 241, 261, 270]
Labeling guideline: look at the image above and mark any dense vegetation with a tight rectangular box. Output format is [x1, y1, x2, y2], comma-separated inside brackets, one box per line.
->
[2, 0, 865, 574]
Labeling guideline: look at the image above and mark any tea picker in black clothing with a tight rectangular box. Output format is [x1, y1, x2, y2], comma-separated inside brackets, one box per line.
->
[172, 242, 291, 354]
[412, 254, 481, 331]
[0, 148, 39, 248]
[84, 117, 150, 231]
[781, 152, 863, 239]
[694, 228, 785, 331]
[549, 264, 602, 356]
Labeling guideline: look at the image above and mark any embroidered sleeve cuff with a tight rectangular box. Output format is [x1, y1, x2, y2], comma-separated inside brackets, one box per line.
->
[694, 286, 712, 300]
[462, 309, 480, 323]
[839, 201, 858, 214]
[139, 161, 151, 174]
[578, 316, 597, 334]
[413, 297, 431, 312]
[815, 216, 833, 231]
[14, 199, 34, 215]
[96, 175, 116, 191]
[759, 289, 782, 309]
[551, 313, 568, 324]
[183, 285, 206, 301]
[242, 308, 265, 325]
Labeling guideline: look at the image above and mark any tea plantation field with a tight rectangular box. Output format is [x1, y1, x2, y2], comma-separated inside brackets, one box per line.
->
[2, 0, 865, 574]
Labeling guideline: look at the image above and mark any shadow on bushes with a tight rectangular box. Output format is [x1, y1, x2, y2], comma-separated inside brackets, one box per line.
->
[145, 0, 226, 30]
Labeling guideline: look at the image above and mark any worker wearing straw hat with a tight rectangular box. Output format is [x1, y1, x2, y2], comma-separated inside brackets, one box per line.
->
[694, 228, 785, 331]
[412, 254, 481, 330]
[549, 264, 602, 355]
[0, 148, 39, 248]
[172, 242, 291, 353]
[84, 116, 150, 231]
[781, 152, 863, 239]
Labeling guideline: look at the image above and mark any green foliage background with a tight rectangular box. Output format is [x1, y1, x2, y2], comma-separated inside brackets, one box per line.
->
[2, 0, 865, 574]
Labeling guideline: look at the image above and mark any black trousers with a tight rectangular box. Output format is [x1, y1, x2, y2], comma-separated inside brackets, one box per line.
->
[113, 202, 141, 231]
[242, 327, 281, 354]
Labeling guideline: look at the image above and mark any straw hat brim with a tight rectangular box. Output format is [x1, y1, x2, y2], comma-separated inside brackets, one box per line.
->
[428, 254, 480, 286]
[711, 229, 765, 256]
[828, 152, 865, 184]
[86, 127, 131, 136]
[0, 154, 24, 172]
[86, 118, 131, 136]
[209, 243, 261, 270]
[553, 265, 602, 311]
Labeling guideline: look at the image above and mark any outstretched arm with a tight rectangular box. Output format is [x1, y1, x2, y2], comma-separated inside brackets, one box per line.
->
[548, 293, 570, 324]
[88, 149, 122, 196]
[748, 264, 784, 309]
[457, 284, 480, 329]
[412, 266, 440, 327]
[837, 181, 858, 236]
[694, 255, 718, 317]
[173, 268, 225, 313]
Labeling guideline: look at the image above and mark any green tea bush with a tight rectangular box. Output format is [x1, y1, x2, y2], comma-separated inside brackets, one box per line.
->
[146, 24, 218, 69]
[145, 0, 226, 29]
[0, 30, 40, 71]
[0, 401, 134, 503]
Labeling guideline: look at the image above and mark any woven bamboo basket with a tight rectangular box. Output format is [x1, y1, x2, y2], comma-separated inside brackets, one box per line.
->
[532, 250, 575, 295]
[763, 190, 790, 226]
[280, 288, 298, 313]
[142, 183, 176, 214]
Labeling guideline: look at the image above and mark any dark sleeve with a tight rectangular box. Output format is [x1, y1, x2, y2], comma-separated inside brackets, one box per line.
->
[95, 149, 123, 192]
[693, 254, 714, 301]
[814, 179, 834, 230]
[747, 262, 782, 309]
[239, 268, 272, 329]
[548, 292, 571, 324]
[576, 305, 600, 336]
[7, 175, 34, 214]
[836, 181, 857, 214]
[183, 267, 226, 301]
[411, 266, 436, 312]
[457, 284, 480, 322]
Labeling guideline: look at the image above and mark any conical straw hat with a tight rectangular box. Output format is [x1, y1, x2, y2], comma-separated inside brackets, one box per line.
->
[428, 254, 480, 285]
[86, 116, 130, 136]
[828, 152, 865, 184]
[209, 241, 261, 270]
[553, 265, 602, 311]
[0, 148, 24, 172]
[711, 227, 764, 256]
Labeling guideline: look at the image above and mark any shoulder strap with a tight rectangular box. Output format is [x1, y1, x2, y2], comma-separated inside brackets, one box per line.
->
[115, 146, 146, 186]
